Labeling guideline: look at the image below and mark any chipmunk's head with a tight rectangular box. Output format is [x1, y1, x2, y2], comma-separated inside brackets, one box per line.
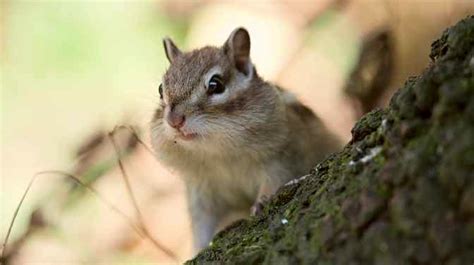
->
[151, 28, 280, 154]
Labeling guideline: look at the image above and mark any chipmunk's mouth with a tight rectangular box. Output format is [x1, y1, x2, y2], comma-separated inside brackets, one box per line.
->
[176, 131, 198, 141]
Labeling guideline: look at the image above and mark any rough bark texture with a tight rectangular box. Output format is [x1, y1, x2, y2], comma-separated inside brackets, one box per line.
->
[188, 16, 474, 265]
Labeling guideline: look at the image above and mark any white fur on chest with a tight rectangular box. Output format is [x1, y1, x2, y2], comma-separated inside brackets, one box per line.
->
[185, 153, 263, 206]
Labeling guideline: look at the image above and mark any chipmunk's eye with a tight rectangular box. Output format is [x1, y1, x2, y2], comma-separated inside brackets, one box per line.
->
[207, 75, 225, 95]
[158, 83, 163, 99]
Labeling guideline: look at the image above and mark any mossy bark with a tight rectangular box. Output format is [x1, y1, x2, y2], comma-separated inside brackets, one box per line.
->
[188, 16, 474, 265]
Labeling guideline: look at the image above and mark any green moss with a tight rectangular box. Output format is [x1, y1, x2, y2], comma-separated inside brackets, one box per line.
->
[188, 16, 474, 264]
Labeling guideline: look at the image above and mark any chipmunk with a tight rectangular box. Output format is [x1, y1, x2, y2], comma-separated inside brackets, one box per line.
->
[150, 28, 341, 253]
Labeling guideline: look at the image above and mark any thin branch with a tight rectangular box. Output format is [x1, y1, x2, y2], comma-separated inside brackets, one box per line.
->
[1, 175, 35, 263]
[108, 127, 178, 261]
[2, 126, 178, 264]
[112, 125, 156, 157]
[1, 170, 147, 264]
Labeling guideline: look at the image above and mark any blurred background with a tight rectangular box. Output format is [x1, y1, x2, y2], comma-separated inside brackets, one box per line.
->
[1, 0, 473, 264]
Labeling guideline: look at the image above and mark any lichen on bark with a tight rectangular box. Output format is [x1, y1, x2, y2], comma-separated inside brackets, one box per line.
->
[188, 16, 474, 265]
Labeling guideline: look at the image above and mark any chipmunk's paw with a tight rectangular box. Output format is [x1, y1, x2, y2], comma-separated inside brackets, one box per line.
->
[250, 195, 269, 216]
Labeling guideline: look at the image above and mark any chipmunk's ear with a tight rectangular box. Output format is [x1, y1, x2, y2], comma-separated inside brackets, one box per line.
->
[224, 27, 251, 75]
[163, 37, 182, 63]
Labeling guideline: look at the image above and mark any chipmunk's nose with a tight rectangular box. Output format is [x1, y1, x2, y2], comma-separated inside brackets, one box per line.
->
[166, 110, 185, 129]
